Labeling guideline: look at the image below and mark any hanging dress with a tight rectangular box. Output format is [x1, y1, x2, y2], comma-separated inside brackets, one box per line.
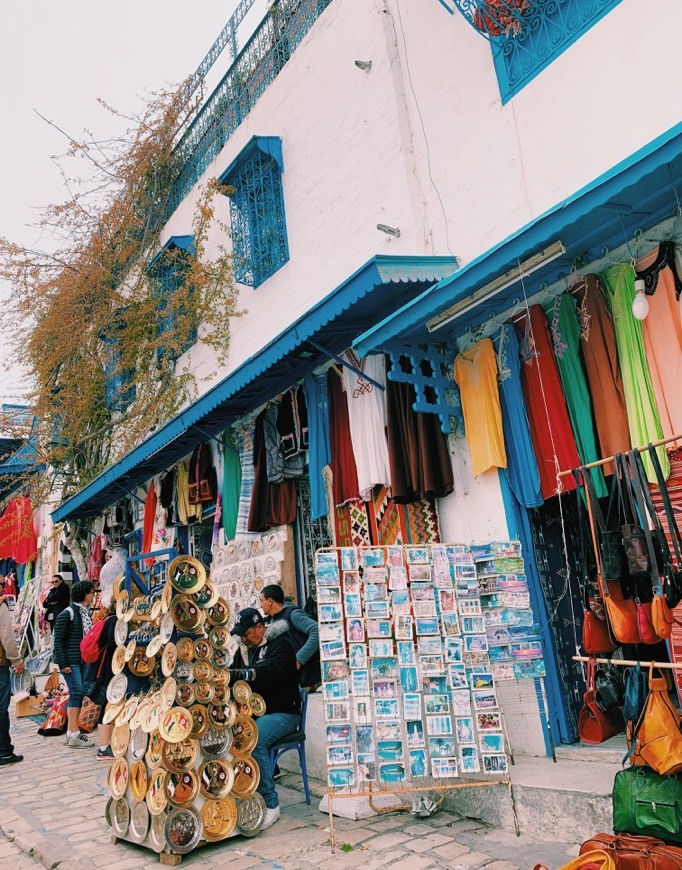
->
[636, 241, 682, 448]
[340, 351, 391, 500]
[494, 325, 542, 508]
[222, 430, 242, 542]
[575, 275, 630, 474]
[546, 293, 607, 498]
[176, 459, 202, 524]
[248, 408, 297, 532]
[327, 366, 360, 507]
[517, 305, 581, 500]
[453, 338, 507, 477]
[233, 416, 259, 539]
[303, 371, 331, 520]
[600, 263, 669, 482]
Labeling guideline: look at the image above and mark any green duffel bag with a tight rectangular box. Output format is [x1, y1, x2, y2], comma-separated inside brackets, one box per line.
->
[613, 766, 682, 845]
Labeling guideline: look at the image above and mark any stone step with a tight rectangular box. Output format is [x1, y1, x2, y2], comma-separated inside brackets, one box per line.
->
[553, 734, 627, 766]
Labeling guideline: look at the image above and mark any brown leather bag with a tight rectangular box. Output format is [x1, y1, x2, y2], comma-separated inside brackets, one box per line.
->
[628, 665, 682, 775]
[583, 607, 617, 655]
[652, 593, 674, 639]
[581, 833, 682, 869]
[603, 580, 641, 644]
[636, 599, 661, 645]
[578, 658, 624, 745]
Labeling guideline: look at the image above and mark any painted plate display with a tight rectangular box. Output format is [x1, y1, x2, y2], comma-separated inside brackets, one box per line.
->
[175, 682, 195, 708]
[201, 795, 237, 841]
[160, 677, 177, 713]
[116, 695, 139, 727]
[235, 792, 266, 837]
[111, 797, 130, 838]
[176, 637, 195, 663]
[161, 642, 177, 678]
[168, 555, 207, 595]
[212, 658, 230, 682]
[159, 612, 174, 644]
[104, 797, 114, 828]
[147, 809, 166, 852]
[108, 757, 129, 799]
[159, 707, 194, 744]
[130, 760, 148, 802]
[173, 661, 194, 683]
[195, 582, 219, 610]
[111, 645, 126, 676]
[106, 674, 128, 705]
[250, 694, 266, 717]
[232, 680, 252, 704]
[232, 716, 258, 754]
[145, 730, 164, 769]
[161, 579, 173, 614]
[128, 799, 150, 844]
[124, 639, 137, 662]
[206, 598, 230, 627]
[162, 737, 201, 774]
[146, 634, 163, 659]
[231, 754, 260, 799]
[130, 700, 150, 731]
[188, 704, 209, 740]
[115, 590, 130, 620]
[112, 574, 126, 602]
[171, 596, 204, 632]
[193, 638, 212, 661]
[102, 699, 125, 726]
[211, 684, 229, 705]
[207, 700, 237, 731]
[114, 618, 128, 647]
[164, 806, 203, 855]
[208, 625, 230, 650]
[141, 703, 162, 735]
[129, 648, 156, 677]
[193, 660, 213, 682]
[146, 768, 168, 816]
[129, 726, 148, 762]
[199, 758, 234, 800]
[165, 769, 200, 809]
[200, 727, 232, 759]
[195, 682, 215, 706]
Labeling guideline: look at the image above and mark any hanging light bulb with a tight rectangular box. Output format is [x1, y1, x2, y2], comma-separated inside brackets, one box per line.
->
[632, 278, 649, 321]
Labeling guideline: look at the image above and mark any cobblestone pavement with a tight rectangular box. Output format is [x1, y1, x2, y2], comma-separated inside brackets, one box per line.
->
[0, 712, 581, 870]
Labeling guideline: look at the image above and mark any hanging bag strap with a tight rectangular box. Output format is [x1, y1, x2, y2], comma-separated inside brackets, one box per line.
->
[604, 464, 621, 533]
[626, 451, 662, 597]
[580, 466, 609, 603]
[574, 469, 592, 591]
[632, 448, 672, 572]
[649, 444, 682, 567]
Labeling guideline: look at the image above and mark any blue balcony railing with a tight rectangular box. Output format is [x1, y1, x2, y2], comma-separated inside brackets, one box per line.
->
[168, 0, 334, 216]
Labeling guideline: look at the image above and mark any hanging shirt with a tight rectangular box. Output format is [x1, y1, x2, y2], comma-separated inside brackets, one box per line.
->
[453, 338, 507, 477]
[303, 371, 331, 520]
[600, 263, 669, 483]
[340, 352, 391, 500]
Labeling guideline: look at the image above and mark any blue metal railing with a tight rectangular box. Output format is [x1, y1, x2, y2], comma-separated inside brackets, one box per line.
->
[168, 0, 334, 216]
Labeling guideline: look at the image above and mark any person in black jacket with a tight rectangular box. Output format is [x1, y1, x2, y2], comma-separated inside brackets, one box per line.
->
[43, 574, 70, 633]
[53, 581, 95, 749]
[230, 607, 300, 830]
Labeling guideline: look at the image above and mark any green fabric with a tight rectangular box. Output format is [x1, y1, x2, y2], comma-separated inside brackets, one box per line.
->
[600, 264, 669, 483]
[222, 430, 242, 541]
[545, 293, 607, 498]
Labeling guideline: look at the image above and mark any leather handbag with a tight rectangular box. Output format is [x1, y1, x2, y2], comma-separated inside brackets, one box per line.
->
[581, 833, 682, 869]
[578, 658, 624, 745]
[603, 580, 641, 645]
[636, 599, 661, 645]
[533, 858, 615, 870]
[602, 470, 626, 581]
[77, 696, 102, 734]
[613, 766, 682, 845]
[623, 663, 648, 724]
[595, 665, 625, 714]
[649, 446, 682, 610]
[652, 593, 674, 639]
[628, 665, 682, 775]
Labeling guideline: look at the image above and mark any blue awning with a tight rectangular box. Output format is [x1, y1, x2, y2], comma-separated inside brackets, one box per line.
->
[148, 235, 196, 270]
[354, 120, 682, 355]
[52, 254, 458, 523]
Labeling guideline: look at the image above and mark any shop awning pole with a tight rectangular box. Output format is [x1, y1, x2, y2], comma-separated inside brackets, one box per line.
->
[559, 433, 682, 479]
[574, 655, 682, 669]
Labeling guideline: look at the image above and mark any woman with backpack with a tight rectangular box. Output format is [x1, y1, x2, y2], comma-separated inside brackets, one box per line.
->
[53, 581, 95, 749]
[82, 601, 118, 759]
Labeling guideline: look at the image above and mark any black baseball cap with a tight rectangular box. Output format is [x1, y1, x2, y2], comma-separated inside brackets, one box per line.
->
[231, 607, 265, 637]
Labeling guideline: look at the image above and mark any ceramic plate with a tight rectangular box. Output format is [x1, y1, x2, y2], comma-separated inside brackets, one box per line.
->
[111, 797, 130, 837]
[164, 806, 203, 854]
[147, 809, 166, 852]
[128, 800, 150, 844]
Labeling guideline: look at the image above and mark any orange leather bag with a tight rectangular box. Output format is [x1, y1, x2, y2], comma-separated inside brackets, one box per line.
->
[603, 580, 640, 645]
[628, 665, 682, 775]
[652, 593, 674, 639]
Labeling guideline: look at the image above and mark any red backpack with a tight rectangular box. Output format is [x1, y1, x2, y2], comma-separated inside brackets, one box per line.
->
[80, 617, 108, 664]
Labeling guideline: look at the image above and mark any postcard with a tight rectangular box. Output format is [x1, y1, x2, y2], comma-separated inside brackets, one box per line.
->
[424, 694, 450, 715]
[405, 546, 429, 564]
[391, 589, 411, 613]
[448, 664, 468, 689]
[320, 640, 346, 661]
[353, 697, 371, 723]
[445, 637, 463, 663]
[357, 753, 377, 781]
[365, 584, 388, 603]
[399, 666, 419, 694]
[323, 660, 350, 681]
[366, 601, 390, 620]
[328, 767, 355, 788]
[344, 594, 362, 618]
[327, 724, 352, 744]
[327, 745, 353, 766]
[492, 662, 514, 681]
[387, 546, 404, 567]
[319, 603, 343, 623]
[432, 757, 459, 779]
[463, 651, 489, 668]
[409, 563, 433, 581]
[356, 724, 375, 754]
[472, 690, 498, 711]
[413, 600, 438, 618]
[417, 636, 443, 656]
[480, 733, 505, 753]
[510, 641, 543, 659]
[376, 720, 401, 740]
[316, 564, 341, 586]
[487, 626, 512, 646]
[426, 715, 453, 736]
[462, 616, 486, 634]
[441, 613, 461, 637]
[351, 669, 370, 695]
[477, 712, 502, 731]
[459, 745, 480, 773]
[428, 736, 456, 758]
[373, 678, 398, 699]
[343, 572, 361, 594]
[368, 639, 394, 658]
[499, 591, 531, 610]
[346, 618, 366, 643]
[483, 754, 508, 774]
[409, 748, 428, 778]
[470, 671, 494, 690]
[406, 719, 425, 748]
[349, 643, 368, 669]
[415, 617, 440, 636]
[364, 567, 388, 584]
[439, 589, 457, 613]
[377, 739, 403, 761]
[456, 716, 475, 744]
[320, 623, 345, 643]
[395, 614, 414, 640]
[397, 641, 416, 666]
[403, 694, 422, 720]
[478, 576, 499, 596]
[465, 634, 489, 653]
[513, 659, 546, 679]
[361, 549, 385, 568]
[379, 763, 405, 783]
[323, 679, 350, 701]
[422, 675, 447, 695]
[419, 654, 445, 676]
[341, 548, 358, 571]
[325, 701, 350, 722]
[316, 551, 339, 566]
[370, 656, 398, 678]
[389, 567, 408, 590]
[374, 698, 400, 720]
[318, 586, 342, 605]
[411, 583, 436, 601]
[451, 690, 473, 716]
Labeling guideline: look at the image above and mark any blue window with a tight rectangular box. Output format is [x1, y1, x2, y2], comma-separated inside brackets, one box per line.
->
[219, 136, 289, 288]
[148, 235, 197, 361]
[482, 0, 622, 102]
[99, 317, 136, 413]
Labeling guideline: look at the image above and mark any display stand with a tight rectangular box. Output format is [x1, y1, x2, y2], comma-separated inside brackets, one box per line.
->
[315, 543, 532, 852]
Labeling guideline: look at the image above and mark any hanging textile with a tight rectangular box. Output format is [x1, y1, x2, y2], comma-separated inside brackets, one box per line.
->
[453, 338, 507, 477]
[277, 386, 308, 458]
[575, 275, 630, 474]
[232, 416, 258, 539]
[495, 325, 542, 508]
[369, 486, 404, 546]
[57, 534, 75, 585]
[141, 480, 158, 567]
[385, 376, 454, 503]
[0, 497, 37, 564]
[188, 443, 217, 504]
[87, 534, 106, 582]
[159, 470, 176, 527]
[327, 367, 360, 507]
[176, 459, 202, 524]
[222, 430, 242, 541]
[547, 293, 607, 498]
[248, 409, 297, 532]
[601, 263, 669, 482]
[636, 243, 682, 447]
[340, 351, 391, 500]
[264, 402, 304, 483]
[401, 499, 441, 544]
[517, 305, 581, 500]
[303, 372, 331, 520]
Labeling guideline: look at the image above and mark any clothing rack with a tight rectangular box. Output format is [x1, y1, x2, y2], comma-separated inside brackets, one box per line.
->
[559, 433, 682, 479]
[574, 656, 682, 670]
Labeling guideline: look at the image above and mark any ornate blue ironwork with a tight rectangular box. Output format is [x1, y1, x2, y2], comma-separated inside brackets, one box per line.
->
[102, 339, 136, 413]
[169, 0, 334, 216]
[149, 246, 197, 361]
[222, 140, 289, 288]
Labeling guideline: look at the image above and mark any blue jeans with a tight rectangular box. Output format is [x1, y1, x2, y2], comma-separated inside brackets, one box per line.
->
[61, 665, 84, 709]
[0, 666, 13, 757]
[252, 712, 299, 809]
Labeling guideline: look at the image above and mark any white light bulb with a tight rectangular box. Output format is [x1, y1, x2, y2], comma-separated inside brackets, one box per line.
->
[632, 279, 649, 321]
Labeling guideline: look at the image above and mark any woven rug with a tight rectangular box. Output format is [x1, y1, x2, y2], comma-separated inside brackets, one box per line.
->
[370, 486, 403, 546]
[402, 499, 441, 544]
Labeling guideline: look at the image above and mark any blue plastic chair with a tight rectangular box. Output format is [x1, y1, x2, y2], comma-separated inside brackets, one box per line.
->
[268, 689, 310, 804]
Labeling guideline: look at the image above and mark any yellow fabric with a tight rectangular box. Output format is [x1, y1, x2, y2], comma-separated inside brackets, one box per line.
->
[176, 459, 202, 525]
[454, 338, 507, 477]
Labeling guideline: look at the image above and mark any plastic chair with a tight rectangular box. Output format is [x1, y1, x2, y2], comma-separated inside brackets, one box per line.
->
[268, 689, 310, 804]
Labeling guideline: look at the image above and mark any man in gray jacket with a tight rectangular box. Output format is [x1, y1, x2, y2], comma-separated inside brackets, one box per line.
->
[0, 576, 25, 765]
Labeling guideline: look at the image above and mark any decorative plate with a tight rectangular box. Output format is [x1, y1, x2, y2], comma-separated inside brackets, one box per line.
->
[124, 639, 137, 662]
[200, 726, 232, 759]
[128, 799, 150, 844]
[173, 661, 194, 683]
[206, 598, 230, 627]
[211, 684, 229, 705]
[263, 555, 278, 573]
[194, 681, 215, 705]
[193, 638, 211, 661]
[195, 582, 219, 610]
[112, 574, 126, 602]
[104, 796, 114, 828]
[237, 541, 250, 562]
[176, 636, 195, 663]
[145, 731, 164, 769]
[130, 760, 148, 803]
[150, 600, 162, 622]
[159, 707, 194, 744]
[164, 769, 200, 809]
[193, 660, 213, 683]
[168, 555, 206, 595]
[229, 566, 240, 584]
[253, 574, 265, 593]
[114, 618, 129, 647]
[141, 703, 162, 735]
[116, 695, 139, 727]
[232, 716, 258, 754]
[147, 810, 166, 852]
[265, 531, 281, 552]
[111, 722, 131, 757]
[251, 539, 264, 558]
[232, 680, 252, 705]
[250, 694, 266, 717]
[199, 758, 234, 800]
[111, 796, 130, 838]
[161, 642, 178, 678]
[161, 579, 173, 614]
[108, 757, 129, 799]
[170, 596, 204, 632]
[146, 768, 168, 816]
[207, 700, 238, 731]
[102, 698, 126, 726]
[123, 606, 137, 624]
[130, 700, 149, 732]
[175, 682, 195, 708]
[164, 806, 203, 854]
[162, 737, 200, 774]
[236, 702, 252, 718]
[227, 580, 240, 600]
[188, 704, 209, 740]
[129, 727, 148, 762]
[106, 674, 128, 705]
[129, 648, 156, 678]
[231, 753, 260, 799]
[146, 635, 163, 659]
[201, 795, 237, 841]
[159, 612, 174, 644]
[115, 590, 130, 620]
[235, 792, 266, 837]
[225, 543, 237, 564]
[160, 677, 177, 713]
[111, 646, 127, 676]
[211, 663, 230, 685]
[208, 625, 230, 650]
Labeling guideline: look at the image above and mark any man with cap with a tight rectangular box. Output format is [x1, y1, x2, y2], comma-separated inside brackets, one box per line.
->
[0, 575, 25, 765]
[229, 607, 300, 830]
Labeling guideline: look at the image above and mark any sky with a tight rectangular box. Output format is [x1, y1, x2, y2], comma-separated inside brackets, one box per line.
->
[0, 0, 265, 406]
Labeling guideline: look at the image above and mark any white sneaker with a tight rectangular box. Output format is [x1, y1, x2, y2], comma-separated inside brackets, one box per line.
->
[261, 806, 281, 831]
[67, 733, 94, 749]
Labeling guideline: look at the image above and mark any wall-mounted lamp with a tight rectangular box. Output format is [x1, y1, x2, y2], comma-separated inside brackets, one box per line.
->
[631, 278, 649, 321]
[354, 60, 373, 72]
[377, 224, 400, 238]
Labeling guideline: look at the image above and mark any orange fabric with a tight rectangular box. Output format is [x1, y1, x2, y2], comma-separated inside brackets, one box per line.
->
[141, 482, 158, 568]
[0, 496, 37, 564]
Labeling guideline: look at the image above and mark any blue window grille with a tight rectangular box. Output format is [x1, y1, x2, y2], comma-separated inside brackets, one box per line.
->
[219, 137, 289, 288]
[148, 236, 198, 360]
[99, 325, 136, 413]
[442, 0, 622, 103]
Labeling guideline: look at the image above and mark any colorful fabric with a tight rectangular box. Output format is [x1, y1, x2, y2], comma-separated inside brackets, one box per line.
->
[0, 497, 37, 564]
[176, 459, 202, 524]
[370, 486, 403, 546]
[328, 367, 360, 507]
[303, 372, 331, 520]
[402, 499, 441, 545]
[233, 416, 259, 539]
[222, 430, 241, 542]
[141, 480, 158, 567]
